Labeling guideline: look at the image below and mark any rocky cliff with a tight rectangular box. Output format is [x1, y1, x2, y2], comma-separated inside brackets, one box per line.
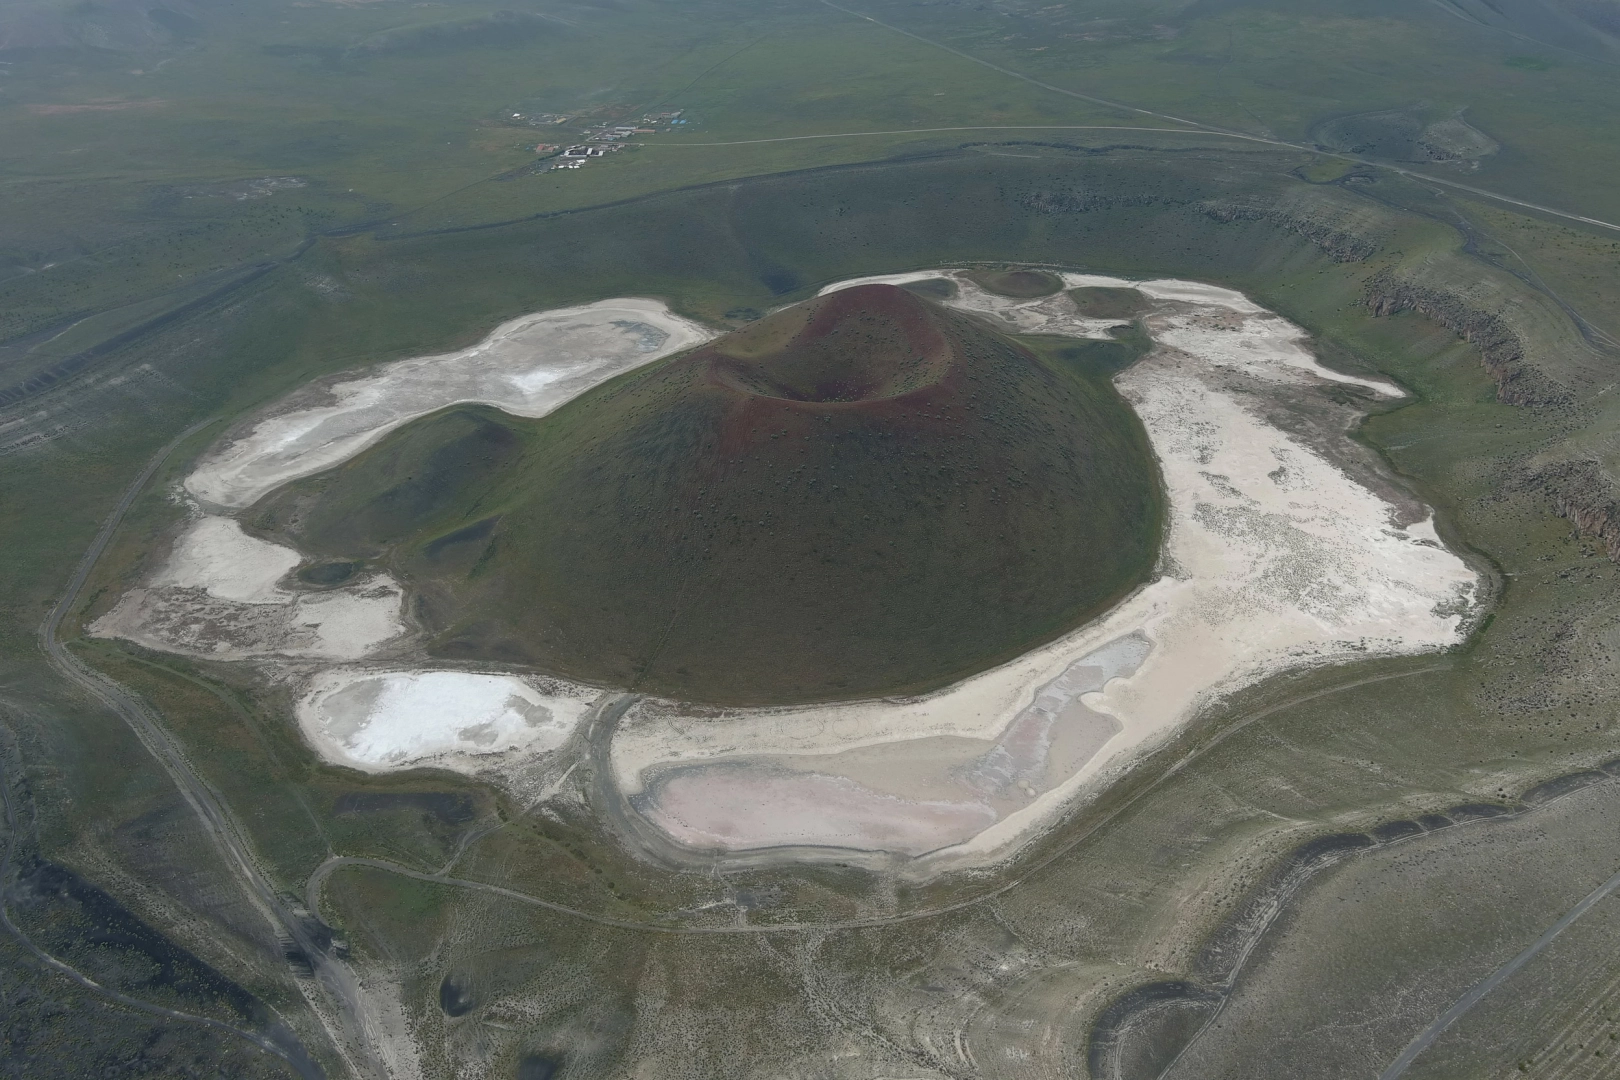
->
[1362, 269, 1573, 409]
[1202, 200, 1378, 263]
[1530, 459, 1620, 560]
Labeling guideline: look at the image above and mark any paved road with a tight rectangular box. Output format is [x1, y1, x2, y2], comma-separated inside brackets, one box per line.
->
[1378, 861, 1620, 1079]
[38, 419, 381, 1080]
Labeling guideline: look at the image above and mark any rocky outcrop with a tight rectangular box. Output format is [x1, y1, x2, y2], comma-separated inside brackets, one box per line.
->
[1202, 200, 1377, 262]
[1362, 269, 1573, 408]
[1017, 185, 1163, 214]
[1530, 459, 1620, 560]
[1366, 270, 1608, 554]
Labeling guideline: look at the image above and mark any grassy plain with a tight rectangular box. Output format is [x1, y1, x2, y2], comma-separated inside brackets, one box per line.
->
[5, 0, 1620, 369]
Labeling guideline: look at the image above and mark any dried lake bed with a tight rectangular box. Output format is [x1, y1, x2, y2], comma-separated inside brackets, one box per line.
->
[298, 668, 596, 776]
[89, 270, 1483, 872]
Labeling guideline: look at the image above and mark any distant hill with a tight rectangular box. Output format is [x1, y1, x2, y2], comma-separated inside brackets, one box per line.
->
[0, 0, 200, 52]
[345, 11, 559, 59]
[255, 284, 1163, 704]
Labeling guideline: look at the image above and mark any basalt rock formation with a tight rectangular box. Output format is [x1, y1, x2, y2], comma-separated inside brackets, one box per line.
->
[1529, 458, 1620, 561]
[1362, 269, 1573, 408]
[1202, 200, 1377, 263]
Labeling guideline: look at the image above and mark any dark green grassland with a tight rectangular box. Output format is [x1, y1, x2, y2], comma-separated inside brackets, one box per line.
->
[4, 0, 1620, 1075]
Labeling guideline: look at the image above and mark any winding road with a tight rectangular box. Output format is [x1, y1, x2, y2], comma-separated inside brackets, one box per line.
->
[36, 419, 382, 1080]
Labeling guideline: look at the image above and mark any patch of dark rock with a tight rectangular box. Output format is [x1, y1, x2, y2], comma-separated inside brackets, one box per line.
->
[11, 858, 268, 1026]
[1289, 832, 1376, 865]
[1087, 980, 1221, 1080]
[1447, 802, 1515, 822]
[1017, 185, 1159, 215]
[1416, 813, 1454, 830]
[1202, 200, 1375, 262]
[1363, 269, 1571, 408]
[1523, 771, 1609, 805]
[298, 560, 359, 586]
[439, 976, 475, 1017]
[516, 1053, 561, 1080]
[1195, 833, 1373, 984]
[1529, 459, 1620, 563]
[282, 941, 314, 977]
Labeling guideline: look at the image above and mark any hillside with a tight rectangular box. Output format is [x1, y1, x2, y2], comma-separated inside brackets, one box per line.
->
[254, 284, 1163, 704]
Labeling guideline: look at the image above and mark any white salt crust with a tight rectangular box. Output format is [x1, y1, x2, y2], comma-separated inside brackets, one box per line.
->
[297, 669, 595, 773]
[90, 515, 405, 661]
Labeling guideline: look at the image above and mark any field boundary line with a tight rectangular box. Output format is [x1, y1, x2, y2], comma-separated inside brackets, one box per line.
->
[649, 124, 1209, 146]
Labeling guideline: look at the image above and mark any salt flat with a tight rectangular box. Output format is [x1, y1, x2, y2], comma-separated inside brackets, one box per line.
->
[186, 299, 717, 510]
[297, 668, 596, 774]
[90, 514, 406, 660]
[91, 297, 710, 767]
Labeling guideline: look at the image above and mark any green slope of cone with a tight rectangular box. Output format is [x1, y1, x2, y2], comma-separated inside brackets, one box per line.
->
[254, 284, 1163, 705]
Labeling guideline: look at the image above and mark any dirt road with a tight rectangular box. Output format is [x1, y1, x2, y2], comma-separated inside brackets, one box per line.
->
[39, 419, 382, 1080]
